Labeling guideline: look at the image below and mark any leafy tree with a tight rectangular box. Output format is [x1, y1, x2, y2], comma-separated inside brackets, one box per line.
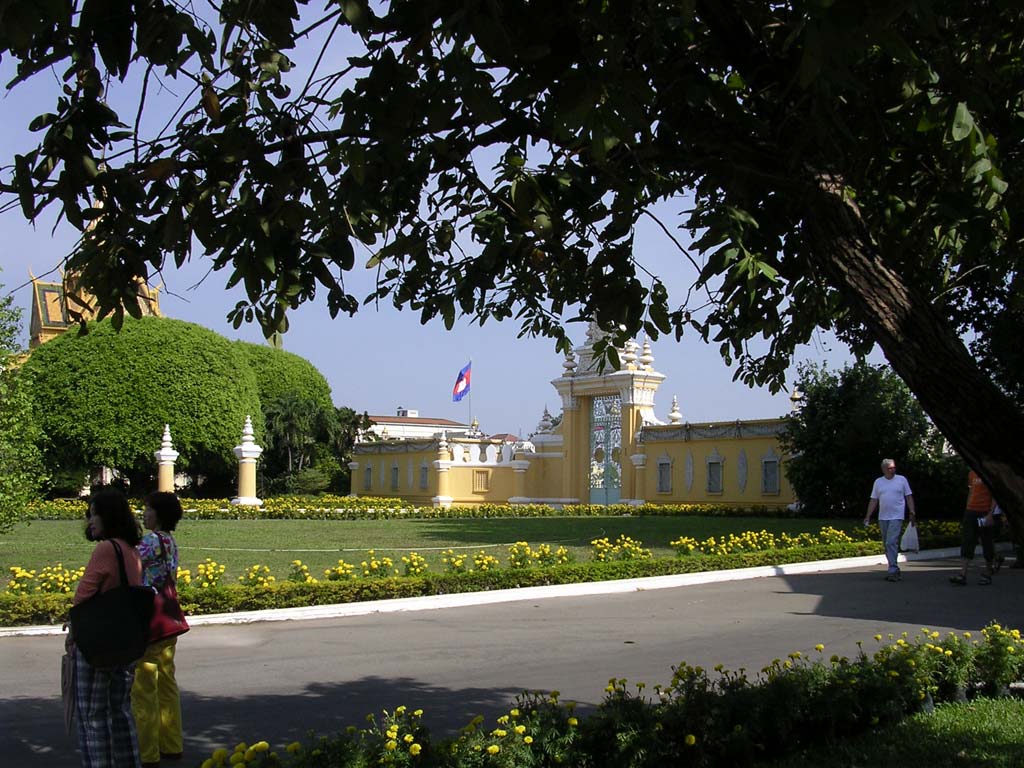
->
[263, 392, 321, 475]
[261, 397, 371, 494]
[22, 316, 263, 495]
[0, 279, 45, 529]
[234, 342, 333, 411]
[2, 1, 1023, 538]
[782, 362, 965, 518]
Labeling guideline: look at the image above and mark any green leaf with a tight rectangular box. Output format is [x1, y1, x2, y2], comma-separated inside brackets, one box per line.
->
[951, 102, 974, 142]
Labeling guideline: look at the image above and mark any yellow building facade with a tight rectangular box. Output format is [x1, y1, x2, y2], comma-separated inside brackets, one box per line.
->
[351, 326, 795, 508]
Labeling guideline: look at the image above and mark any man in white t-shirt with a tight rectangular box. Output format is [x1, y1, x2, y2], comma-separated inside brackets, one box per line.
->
[864, 458, 917, 581]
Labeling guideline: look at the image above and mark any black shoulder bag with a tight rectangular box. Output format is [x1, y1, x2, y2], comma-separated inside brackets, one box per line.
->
[69, 540, 156, 668]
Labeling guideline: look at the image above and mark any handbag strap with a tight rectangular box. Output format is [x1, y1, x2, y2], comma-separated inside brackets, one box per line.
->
[109, 540, 130, 588]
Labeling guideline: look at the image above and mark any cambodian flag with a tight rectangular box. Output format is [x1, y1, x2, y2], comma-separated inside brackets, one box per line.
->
[452, 362, 471, 402]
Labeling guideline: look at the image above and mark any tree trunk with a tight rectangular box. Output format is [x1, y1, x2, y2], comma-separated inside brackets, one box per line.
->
[804, 178, 1024, 547]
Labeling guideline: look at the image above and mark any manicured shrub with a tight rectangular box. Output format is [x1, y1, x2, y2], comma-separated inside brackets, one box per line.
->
[186, 625, 1022, 768]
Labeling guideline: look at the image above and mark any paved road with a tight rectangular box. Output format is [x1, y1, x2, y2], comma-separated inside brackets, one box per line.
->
[2, 557, 1022, 767]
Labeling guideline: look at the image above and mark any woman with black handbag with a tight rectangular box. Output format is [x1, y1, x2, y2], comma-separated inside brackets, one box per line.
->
[132, 492, 188, 768]
[70, 487, 146, 768]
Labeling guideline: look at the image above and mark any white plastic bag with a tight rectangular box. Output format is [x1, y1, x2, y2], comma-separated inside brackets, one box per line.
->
[900, 522, 919, 553]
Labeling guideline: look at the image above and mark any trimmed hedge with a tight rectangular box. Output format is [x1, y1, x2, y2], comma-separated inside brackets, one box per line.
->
[27, 496, 803, 521]
[0, 542, 883, 627]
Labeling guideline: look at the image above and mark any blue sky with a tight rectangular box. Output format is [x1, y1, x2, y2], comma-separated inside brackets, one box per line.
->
[0, 20, 879, 438]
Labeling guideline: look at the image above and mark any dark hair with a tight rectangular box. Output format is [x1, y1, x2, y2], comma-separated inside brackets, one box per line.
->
[86, 487, 142, 545]
[142, 491, 184, 531]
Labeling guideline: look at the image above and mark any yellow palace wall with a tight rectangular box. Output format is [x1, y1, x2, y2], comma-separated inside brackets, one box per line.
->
[636, 420, 793, 507]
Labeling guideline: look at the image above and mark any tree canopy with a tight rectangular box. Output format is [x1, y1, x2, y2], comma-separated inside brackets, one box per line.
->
[22, 316, 263, 493]
[235, 341, 334, 412]
[782, 362, 964, 518]
[0, 277, 45, 530]
[1, 0, 1023, 533]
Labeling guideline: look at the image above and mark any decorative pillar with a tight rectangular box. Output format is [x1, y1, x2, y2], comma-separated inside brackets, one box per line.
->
[508, 459, 531, 504]
[630, 453, 647, 505]
[154, 424, 179, 493]
[432, 431, 453, 508]
[232, 415, 264, 506]
[347, 461, 359, 497]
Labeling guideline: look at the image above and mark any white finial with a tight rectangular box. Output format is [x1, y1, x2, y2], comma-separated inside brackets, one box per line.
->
[640, 337, 654, 368]
[241, 415, 256, 443]
[154, 424, 179, 464]
[669, 395, 682, 424]
[622, 339, 638, 367]
[562, 349, 577, 376]
[234, 415, 263, 462]
[438, 430, 449, 450]
[536, 407, 554, 434]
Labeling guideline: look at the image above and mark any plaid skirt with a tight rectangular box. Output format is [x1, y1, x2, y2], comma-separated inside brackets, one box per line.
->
[74, 648, 141, 768]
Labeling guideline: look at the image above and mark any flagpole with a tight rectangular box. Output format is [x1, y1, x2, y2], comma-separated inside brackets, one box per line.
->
[468, 357, 473, 434]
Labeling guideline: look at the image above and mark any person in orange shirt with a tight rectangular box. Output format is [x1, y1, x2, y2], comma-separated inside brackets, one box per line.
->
[70, 488, 145, 768]
[950, 470, 999, 585]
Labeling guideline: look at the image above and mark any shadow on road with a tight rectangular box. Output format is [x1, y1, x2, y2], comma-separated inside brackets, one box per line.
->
[0, 676, 530, 768]
[777, 558, 1024, 631]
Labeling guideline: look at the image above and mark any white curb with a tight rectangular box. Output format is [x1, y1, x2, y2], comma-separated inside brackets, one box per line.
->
[1, 546, 977, 638]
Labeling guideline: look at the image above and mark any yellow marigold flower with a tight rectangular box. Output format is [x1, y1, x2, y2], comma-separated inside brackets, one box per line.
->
[568, 717, 578, 727]
[229, 753, 245, 765]
[515, 725, 526, 735]
[487, 745, 500, 755]
[524, 736, 533, 745]
[201, 760, 215, 768]
[873, 634, 882, 642]
[414, 709, 424, 717]
[815, 644, 825, 652]
[396, 705, 407, 714]
[410, 743, 422, 756]
[286, 741, 302, 753]
[403, 733, 414, 743]
[244, 748, 256, 761]
[213, 749, 229, 761]
[510, 708, 520, 717]
[685, 734, 697, 747]
[386, 739, 398, 751]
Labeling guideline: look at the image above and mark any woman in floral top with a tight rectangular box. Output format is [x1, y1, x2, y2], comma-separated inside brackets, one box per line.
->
[132, 492, 185, 768]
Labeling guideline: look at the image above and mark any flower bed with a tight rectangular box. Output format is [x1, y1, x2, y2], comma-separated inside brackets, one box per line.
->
[0, 518, 964, 626]
[26, 496, 805, 521]
[191, 624, 1022, 768]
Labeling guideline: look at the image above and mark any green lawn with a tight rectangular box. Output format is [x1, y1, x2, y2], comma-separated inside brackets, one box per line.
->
[0, 516, 857, 582]
[765, 698, 1024, 768]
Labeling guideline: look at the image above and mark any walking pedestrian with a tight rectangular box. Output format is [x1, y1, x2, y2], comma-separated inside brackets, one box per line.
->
[864, 458, 916, 581]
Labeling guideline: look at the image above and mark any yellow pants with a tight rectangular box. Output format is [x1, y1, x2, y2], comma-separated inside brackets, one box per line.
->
[131, 637, 183, 763]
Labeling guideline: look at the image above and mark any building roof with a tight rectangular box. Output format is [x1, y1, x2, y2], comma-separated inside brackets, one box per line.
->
[368, 415, 469, 427]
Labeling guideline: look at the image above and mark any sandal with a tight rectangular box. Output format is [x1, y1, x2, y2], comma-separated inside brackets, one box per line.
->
[949, 574, 967, 586]
[979, 574, 993, 586]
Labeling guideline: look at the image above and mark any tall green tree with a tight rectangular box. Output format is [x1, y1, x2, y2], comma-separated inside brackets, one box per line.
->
[2, 1, 1023, 537]
[0, 279, 45, 530]
[22, 316, 263, 495]
[782, 362, 964, 517]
